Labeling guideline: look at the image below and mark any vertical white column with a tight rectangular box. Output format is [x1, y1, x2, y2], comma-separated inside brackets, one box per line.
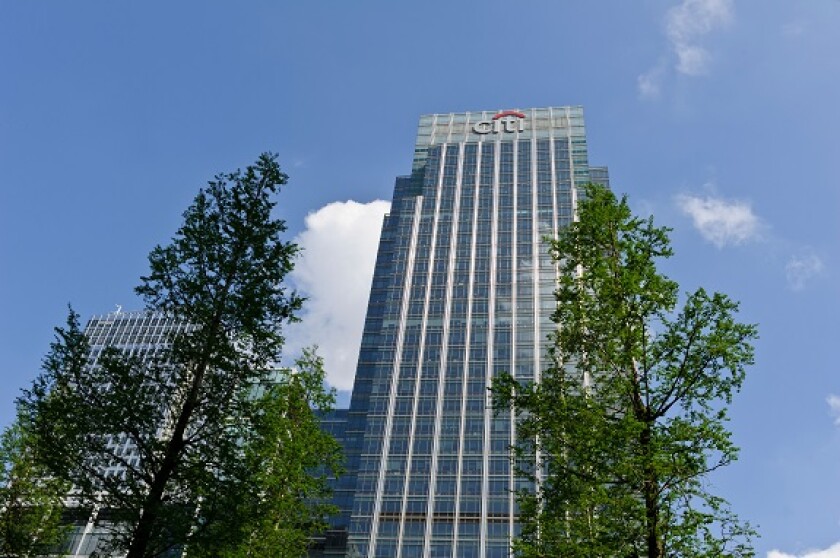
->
[369, 193, 423, 558]
[423, 141, 465, 557]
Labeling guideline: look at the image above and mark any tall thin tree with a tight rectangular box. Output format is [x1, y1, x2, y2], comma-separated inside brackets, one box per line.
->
[494, 184, 757, 557]
[22, 154, 341, 557]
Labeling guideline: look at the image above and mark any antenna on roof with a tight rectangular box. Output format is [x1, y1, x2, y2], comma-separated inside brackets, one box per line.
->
[115, 304, 123, 315]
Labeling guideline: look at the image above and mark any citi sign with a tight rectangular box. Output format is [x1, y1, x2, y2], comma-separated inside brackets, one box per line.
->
[472, 110, 526, 134]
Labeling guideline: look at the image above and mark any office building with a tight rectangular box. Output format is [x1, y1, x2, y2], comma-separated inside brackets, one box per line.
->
[59, 310, 189, 557]
[335, 107, 608, 557]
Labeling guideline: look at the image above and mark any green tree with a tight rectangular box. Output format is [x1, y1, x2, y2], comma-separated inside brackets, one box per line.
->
[0, 409, 68, 557]
[21, 154, 342, 557]
[189, 349, 343, 558]
[494, 184, 758, 558]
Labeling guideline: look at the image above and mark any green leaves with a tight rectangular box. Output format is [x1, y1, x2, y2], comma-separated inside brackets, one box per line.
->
[187, 350, 343, 558]
[136, 152, 302, 371]
[495, 184, 757, 557]
[0, 409, 69, 557]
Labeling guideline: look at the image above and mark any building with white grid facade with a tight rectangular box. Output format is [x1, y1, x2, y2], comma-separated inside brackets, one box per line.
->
[60, 311, 189, 557]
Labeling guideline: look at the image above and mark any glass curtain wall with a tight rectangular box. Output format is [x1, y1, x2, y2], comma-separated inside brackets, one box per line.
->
[342, 107, 607, 558]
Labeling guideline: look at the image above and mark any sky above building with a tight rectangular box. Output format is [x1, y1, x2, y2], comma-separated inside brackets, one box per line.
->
[0, 1, 838, 556]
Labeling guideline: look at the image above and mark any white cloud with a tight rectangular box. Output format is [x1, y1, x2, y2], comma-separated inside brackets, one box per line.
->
[768, 542, 840, 558]
[675, 193, 762, 248]
[286, 200, 390, 390]
[637, 64, 665, 100]
[666, 0, 734, 76]
[786, 251, 824, 291]
[827, 395, 840, 426]
[637, 0, 733, 98]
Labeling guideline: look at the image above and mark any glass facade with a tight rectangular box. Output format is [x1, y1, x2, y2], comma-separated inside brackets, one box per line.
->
[334, 107, 608, 558]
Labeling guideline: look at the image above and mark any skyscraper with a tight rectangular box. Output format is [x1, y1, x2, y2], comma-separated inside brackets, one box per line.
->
[60, 311, 190, 557]
[335, 107, 608, 558]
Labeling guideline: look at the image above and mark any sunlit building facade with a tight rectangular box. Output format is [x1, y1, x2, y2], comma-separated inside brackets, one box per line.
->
[336, 107, 608, 557]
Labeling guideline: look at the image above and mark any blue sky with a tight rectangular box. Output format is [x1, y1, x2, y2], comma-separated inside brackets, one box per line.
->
[1, 2, 838, 555]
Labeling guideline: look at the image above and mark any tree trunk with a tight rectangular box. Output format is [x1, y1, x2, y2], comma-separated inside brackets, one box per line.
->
[641, 424, 662, 558]
[125, 361, 205, 558]
[126, 313, 224, 558]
